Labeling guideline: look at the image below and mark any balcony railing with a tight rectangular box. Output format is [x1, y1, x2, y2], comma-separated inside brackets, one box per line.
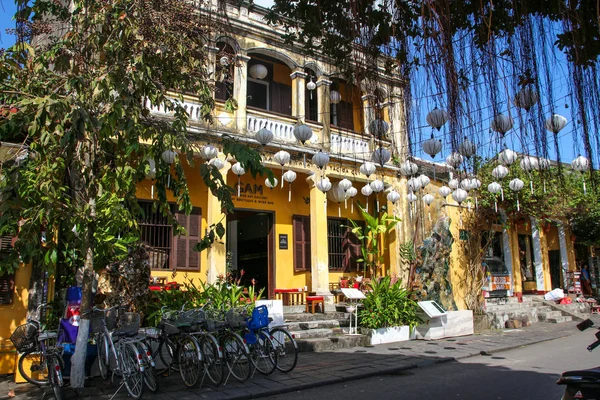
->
[247, 109, 321, 145]
[145, 98, 205, 123]
[330, 132, 371, 156]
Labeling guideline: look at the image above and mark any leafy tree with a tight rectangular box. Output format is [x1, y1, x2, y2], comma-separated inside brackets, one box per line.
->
[0, 0, 271, 388]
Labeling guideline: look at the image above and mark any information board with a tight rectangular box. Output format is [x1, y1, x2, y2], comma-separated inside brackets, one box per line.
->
[255, 300, 284, 327]
[341, 288, 366, 299]
[418, 300, 447, 318]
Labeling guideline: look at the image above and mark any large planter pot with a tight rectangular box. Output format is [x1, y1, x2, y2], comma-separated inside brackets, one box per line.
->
[360, 326, 413, 345]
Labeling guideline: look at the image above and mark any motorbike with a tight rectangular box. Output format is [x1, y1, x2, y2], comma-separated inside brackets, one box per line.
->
[557, 319, 600, 399]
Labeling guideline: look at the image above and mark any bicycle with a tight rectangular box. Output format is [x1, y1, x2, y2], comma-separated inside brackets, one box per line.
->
[11, 304, 65, 400]
[91, 307, 145, 399]
[243, 305, 277, 376]
[269, 325, 298, 373]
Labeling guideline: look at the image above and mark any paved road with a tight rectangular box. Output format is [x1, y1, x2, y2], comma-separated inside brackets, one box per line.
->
[265, 327, 600, 400]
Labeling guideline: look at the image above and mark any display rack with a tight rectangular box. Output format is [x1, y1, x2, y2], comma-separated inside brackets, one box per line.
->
[567, 271, 582, 294]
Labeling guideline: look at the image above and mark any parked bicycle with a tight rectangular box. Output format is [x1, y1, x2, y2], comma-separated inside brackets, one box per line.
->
[11, 304, 65, 400]
[242, 305, 277, 375]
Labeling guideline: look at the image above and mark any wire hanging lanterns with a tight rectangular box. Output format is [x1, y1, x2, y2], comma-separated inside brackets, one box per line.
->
[492, 165, 509, 200]
[520, 156, 539, 194]
[488, 182, 502, 212]
[330, 90, 342, 104]
[346, 186, 358, 213]
[145, 157, 156, 199]
[371, 147, 392, 167]
[418, 174, 430, 190]
[438, 185, 452, 199]
[306, 76, 316, 100]
[161, 149, 177, 164]
[255, 128, 274, 146]
[509, 178, 525, 211]
[426, 107, 449, 131]
[265, 176, 278, 189]
[458, 137, 477, 159]
[249, 63, 268, 80]
[200, 144, 218, 161]
[328, 182, 347, 217]
[317, 177, 332, 214]
[499, 148, 518, 166]
[231, 162, 246, 197]
[282, 170, 297, 202]
[446, 152, 464, 169]
[423, 193, 435, 221]
[209, 158, 224, 170]
[513, 86, 539, 111]
[399, 160, 418, 177]
[274, 150, 291, 188]
[407, 177, 420, 192]
[339, 178, 353, 208]
[369, 119, 390, 140]
[491, 114, 514, 137]
[448, 178, 459, 190]
[545, 114, 567, 134]
[360, 162, 377, 178]
[361, 183, 373, 212]
[370, 179, 384, 212]
[312, 150, 330, 170]
[387, 190, 401, 204]
[423, 134, 443, 158]
[293, 124, 314, 145]
[572, 155, 591, 194]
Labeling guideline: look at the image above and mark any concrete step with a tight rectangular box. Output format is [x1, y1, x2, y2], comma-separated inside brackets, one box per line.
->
[285, 319, 343, 331]
[295, 334, 370, 352]
[290, 327, 345, 339]
[284, 312, 349, 322]
[547, 315, 573, 323]
[539, 310, 563, 320]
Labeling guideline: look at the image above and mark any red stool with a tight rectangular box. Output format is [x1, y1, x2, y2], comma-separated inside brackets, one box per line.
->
[305, 296, 324, 313]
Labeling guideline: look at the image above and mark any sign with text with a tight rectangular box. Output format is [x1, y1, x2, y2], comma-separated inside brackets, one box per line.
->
[255, 300, 284, 328]
[341, 288, 366, 300]
[418, 300, 447, 318]
[279, 234, 288, 250]
[233, 182, 275, 206]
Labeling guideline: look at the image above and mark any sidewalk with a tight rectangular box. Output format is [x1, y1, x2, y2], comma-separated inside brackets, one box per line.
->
[1, 321, 582, 400]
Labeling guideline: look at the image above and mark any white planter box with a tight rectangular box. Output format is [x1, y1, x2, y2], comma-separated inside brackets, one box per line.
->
[414, 310, 474, 340]
[360, 325, 413, 345]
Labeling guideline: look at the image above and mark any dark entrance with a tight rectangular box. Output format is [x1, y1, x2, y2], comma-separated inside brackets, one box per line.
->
[549, 249, 562, 289]
[226, 210, 274, 298]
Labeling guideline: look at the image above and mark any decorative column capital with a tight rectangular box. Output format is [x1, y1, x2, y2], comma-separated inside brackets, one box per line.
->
[290, 71, 308, 79]
[236, 54, 251, 63]
[316, 78, 332, 87]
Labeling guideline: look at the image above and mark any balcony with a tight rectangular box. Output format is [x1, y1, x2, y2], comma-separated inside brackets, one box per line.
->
[247, 108, 322, 145]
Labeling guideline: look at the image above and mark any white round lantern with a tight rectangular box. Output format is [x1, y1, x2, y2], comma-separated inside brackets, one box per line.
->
[488, 182, 502, 194]
[249, 63, 268, 80]
[438, 186, 452, 198]
[520, 156, 539, 172]
[418, 174, 430, 189]
[545, 114, 568, 134]
[458, 137, 477, 159]
[492, 165, 509, 180]
[452, 188, 468, 205]
[371, 147, 392, 166]
[423, 193, 435, 206]
[274, 150, 291, 166]
[499, 148, 518, 166]
[328, 183, 347, 203]
[359, 162, 377, 178]
[509, 178, 524, 192]
[330, 90, 342, 104]
[460, 179, 472, 191]
[209, 158, 224, 170]
[423, 134, 443, 158]
[293, 124, 314, 144]
[265, 177, 278, 189]
[471, 178, 481, 189]
[407, 177, 420, 192]
[146, 158, 156, 179]
[306, 77, 316, 91]
[161, 149, 177, 164]
[426, 107, 449, 131]
[316, 178, 332, 193]
[369, 119, 389, 139]
[255, 128, 274, 146]
[370, 179, 385, 193]
[338, 178, 353, 192]
[200, 144, 218, 161]
[572, 155, 590, 172]
[399, 160, 418, 176]
[513, 86, 539, 111]
[491, 114, 514, 136]
[407, 192, 417, 203]
[283, 170, 297, 183]
[231, 162, 245, 176]
[346, 186, 358, 213]
[387, 190, 401, 204]
[446, 152, 464, 168]
[312, 150, 330, 169]
[538, 158, 551, 170]
[448, 178, 459, 189]
[361, 184, 373, 197]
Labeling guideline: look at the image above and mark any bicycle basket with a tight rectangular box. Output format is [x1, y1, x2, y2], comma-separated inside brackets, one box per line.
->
[10, 323, 38, 352]
[118, 312, 141, 331]
[247, 305, 270, 330]
[225, 308, 247, 329]
[138, 327, 161, 339]
[180, 309, 206, 325]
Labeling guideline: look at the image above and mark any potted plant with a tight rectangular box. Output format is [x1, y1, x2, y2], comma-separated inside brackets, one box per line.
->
[358, 276, 422, 344]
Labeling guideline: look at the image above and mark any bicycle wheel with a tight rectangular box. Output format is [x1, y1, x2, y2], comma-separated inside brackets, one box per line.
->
[269, 328, 298, 373]
[119, 342, 144, 399]
[199, 335, 223, 386]
[155, 338, 177, 373]
[97, 334, 110, 380]
[48, 355, 65, 400]
[177, 336, 202, 388]
[222, 332, 251, 382]
[18, 349, 49, 385]
[249, 331, 277, 375]
[137, 342, 158, 393]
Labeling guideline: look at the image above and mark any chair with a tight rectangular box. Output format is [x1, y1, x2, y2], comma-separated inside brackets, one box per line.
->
[305, 296, 324, 313]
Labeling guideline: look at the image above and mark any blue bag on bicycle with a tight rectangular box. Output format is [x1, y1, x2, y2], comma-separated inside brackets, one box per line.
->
[247, 305, 269, 330]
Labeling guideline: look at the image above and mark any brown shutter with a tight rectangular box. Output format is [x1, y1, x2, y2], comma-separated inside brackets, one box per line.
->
[338, 101, 355, 130]
[293, 215, 311, 272]
[0, 274, 14, 305]
[270, 82, 292, 115]
[171, 207, 202, 271]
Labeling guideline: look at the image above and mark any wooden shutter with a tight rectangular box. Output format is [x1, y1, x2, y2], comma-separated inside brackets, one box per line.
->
[0, 274, 15, 305]
[338, 101, 355, 130]
[171, 207, 202, 271]
[270, 82, 292, 115]
[293, 215, 311, 272]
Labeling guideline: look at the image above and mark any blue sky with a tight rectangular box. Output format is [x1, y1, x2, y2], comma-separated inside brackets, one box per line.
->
[0, 0, 17, 49]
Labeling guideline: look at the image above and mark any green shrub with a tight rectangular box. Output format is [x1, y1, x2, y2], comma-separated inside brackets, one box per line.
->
[358, 276, 422, 329]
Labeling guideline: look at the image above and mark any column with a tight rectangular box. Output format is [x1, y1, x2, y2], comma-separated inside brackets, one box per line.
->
[306, 174, 332, 307]
[387, 193, 401, 278]
[207, 46, 219, 99]
[290, 69, 307, 120]
[206, 161, 231, 283]
[557, 222, 570, 290]
[362, 94, 375, 149]
[499, 215, 514, 296]
[233, 54, 250, 133]
[316, 78, 331, 149]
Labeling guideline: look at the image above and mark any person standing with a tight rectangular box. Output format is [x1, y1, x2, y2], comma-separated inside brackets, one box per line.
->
[582, 264, 593, 296]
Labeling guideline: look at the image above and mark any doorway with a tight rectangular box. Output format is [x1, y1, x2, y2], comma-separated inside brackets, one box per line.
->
[226, 210, 274, 299]
[548, 250, 562, 290]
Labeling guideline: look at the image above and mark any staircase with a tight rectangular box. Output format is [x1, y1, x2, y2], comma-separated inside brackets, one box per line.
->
[485, 295, 591, 329]
[282, 309, 370, 352]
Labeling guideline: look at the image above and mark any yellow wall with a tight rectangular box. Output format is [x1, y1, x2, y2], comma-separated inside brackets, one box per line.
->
[272, 63, 292, 86]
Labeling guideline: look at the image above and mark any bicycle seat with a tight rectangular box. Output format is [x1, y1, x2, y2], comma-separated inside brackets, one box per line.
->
[562, 368, 600, 380]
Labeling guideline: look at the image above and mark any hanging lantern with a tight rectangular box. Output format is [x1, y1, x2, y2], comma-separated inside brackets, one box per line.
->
[330, 90, 342, 104]
[231, 162, 246, 197]
[399, 160, 418, 176]
[146, 158, 156, 180]
[282, 170, 297, 202]
[460, 179, 472, 192]
[513, 86, 539, 111]
[161, 149, 177, 164]
[520, 156, 539, 172]
[407, 177, 420, 192]
[209, 158, 224, 170]
[418, 174, 430, 189]
[438, 186, 452, 198]
[471, 178, 481, 189]
[369, 119, 390, 139]
[200, 144, 218, 161]
[545, 114, 568, 134]
[448, 178, 459, 190]
[371, 147, 391, 167]
[492, 165, 509, 180]
[219, 56, 230, 66]
[307, 77, 316, 92]
[370, 179, 384, 193]
[360, 162, 377, 178]
[446, 152, 464, 169]
[509, 178, 524, 211]
[426, 107, 449, 131]
[361, 184, 373, 212]
[317, 178, 332, 214]
[249, 63, 268, 80]
[387, 190, 401, 204]
[293, 124, 314, 145]
[346, 186, 358, 213]
[423, 134, 443, 158]
[572, 155, 591, 194]
[423, 193, 435, 221]
[255, 128, 274, 146]
[499, 148, 518, 166]
[458, 137, 477, 159]
[273, 150, 291, 188]
[407, 192, 417, 203]
[452, 188, 468, 205]
[265, 177, 278, 189]
[488, 182, 502, 212]
[328, 183, 347, 217]
[338, 178, 353, 208]
[490, 114, 514, 136]
[312, 150, 330, 170]
[538, 158, 551, 170]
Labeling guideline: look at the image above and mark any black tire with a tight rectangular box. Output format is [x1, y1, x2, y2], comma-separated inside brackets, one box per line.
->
[18, 349, 50, 386]
[249, 331, 277, 375]
[222, 332, 251, 382]
[120, 343, 143, 399]
[97, 334, 110, 380]
[137, 341, 158, 393]
[49, 355, 65, 400]
[51, 385, 65, 400]
[199, 335, 223, 386]
[177, 336, 201, 388]
[156, 338, 177, 373]
[269, 328, 298, 373]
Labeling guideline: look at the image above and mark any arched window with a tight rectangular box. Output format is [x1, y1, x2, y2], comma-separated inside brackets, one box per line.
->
[330, 79, 363, 133]
[215, 42, 235, 102]
[247, 54, 292, 116]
